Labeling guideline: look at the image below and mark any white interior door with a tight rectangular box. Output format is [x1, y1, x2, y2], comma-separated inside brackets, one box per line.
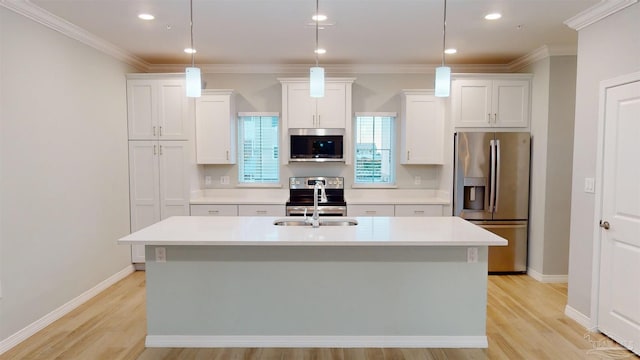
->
[598, 78, 640, 355]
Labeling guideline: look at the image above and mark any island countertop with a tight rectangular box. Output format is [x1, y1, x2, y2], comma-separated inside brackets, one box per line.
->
[118, 216, 507, 247]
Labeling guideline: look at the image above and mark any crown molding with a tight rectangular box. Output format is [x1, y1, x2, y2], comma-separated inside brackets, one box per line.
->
[508, 44, 578, 71]
[148, 63, 511, 75]
[564, 0, 638, 31]
[0, 0, 150, 71]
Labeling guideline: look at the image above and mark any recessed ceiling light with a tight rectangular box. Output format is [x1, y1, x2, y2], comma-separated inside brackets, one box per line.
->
[138, 13, 155, 21]
[484, 13, 502, 20]
[184, 48, 197, 54]
[312, 14, 327, 21]
[444, 48, 457, 54]
[314, 48, 326, 54]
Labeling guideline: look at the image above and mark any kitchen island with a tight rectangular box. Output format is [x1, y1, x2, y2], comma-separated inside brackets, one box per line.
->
[118, 216, 506, 349]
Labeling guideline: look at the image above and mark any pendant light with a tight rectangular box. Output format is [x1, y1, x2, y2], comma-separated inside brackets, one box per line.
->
[185, 0, 201, 98]
[434, 0, 451, 97]
[309, 0, 325, 98]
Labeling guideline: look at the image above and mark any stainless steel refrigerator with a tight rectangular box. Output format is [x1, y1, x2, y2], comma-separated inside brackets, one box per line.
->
[453, 132, 531, 273]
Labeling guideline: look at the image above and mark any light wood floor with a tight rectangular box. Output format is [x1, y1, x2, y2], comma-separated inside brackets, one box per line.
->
[1, 271, 633, 360]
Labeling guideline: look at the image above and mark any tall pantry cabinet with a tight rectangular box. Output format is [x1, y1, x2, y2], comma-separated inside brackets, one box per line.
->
[126, 74, 192, 264]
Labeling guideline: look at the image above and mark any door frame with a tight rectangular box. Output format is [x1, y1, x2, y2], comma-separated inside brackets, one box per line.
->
[590, 70, 640, 330]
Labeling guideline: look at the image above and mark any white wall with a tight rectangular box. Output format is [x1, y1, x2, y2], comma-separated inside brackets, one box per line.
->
[0, 8, 134, 341]
[568, 3, 640, 317]
[199, 73, 446, 191]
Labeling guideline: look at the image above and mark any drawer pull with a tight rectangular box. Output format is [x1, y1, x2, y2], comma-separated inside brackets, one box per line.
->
[256, 210, 268, 215]
[414, 210, 425, 214]
[208, 210, 219, 214]
[365, 210, 377, 214]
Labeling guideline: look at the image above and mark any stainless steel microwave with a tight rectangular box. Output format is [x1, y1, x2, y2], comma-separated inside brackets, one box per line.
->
[289, 128, 344, 162]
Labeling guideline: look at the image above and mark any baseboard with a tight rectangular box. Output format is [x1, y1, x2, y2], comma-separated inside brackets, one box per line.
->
[565, 305, 592, 330]
[527, 268, 568, 283]
[0, 264, 135, 355]
[145, 335, 488, 348]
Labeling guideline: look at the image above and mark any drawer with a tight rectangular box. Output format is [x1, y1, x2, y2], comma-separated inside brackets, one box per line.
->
[238, 205, 285, 217]
[347, 204, 395, 217]
[394, 204, 443, 217]
[190, 204, 238, 216]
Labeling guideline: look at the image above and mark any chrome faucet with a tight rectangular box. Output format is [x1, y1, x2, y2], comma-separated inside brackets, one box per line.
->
[310, 180, 328, 228]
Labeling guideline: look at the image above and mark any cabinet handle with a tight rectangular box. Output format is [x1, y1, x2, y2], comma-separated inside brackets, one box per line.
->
[152, 126, 156, 136]
[256, 210, 268, 215]
[159, 126, 163, 136]
[487, 114, 491, 123]
[494, 113, 497, 123]
[312, 115, 316, 127]
[226, 150, 229, 160]
[153, 145, 157, 155]
[159, 145, 163, 155]
[208, 210, 219, 215]
[407, 151, 410, 160]
[365, 210, 377, 215]
[318, 115, 321, 127]
[414, 210, 425, 214]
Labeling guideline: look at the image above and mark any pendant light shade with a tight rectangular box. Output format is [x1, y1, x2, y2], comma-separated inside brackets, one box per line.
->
[435, 66, 451, 97]
[310, 0, 325, 98]
[186, 67, 201, 98]
[310, 67, 325, 98]
[434, 0, 451, 98]
[185, 0, 201, 98]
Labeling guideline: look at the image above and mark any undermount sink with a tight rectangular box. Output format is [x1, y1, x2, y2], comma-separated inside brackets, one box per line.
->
[273, 218, 358, 227]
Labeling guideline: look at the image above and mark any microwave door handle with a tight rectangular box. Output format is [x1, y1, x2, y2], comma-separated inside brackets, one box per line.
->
[489, 139, 496, 213]
[495, 139, 501, 213]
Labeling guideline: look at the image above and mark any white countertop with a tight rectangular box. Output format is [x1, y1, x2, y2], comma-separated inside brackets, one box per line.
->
[190, 189, 450, 205]
[118, 216, 505, 246]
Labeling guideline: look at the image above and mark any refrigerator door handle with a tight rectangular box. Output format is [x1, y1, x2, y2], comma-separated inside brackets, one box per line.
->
[489, 139, 496, 213]
[495, 139, 501, 213]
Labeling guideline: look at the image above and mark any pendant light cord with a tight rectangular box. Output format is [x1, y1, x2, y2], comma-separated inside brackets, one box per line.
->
[315, 0, 319, 67]
[190, 0, 195, 67]
[441, 0, 447, 67]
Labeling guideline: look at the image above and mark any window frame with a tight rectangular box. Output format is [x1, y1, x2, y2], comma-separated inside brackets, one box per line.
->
[237, 112, 281, 187]
[353, 112, 397, 188]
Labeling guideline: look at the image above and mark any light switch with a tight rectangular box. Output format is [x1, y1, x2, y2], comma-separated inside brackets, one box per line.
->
[584, 178, 595, 194]
[220, 176, 230, 185]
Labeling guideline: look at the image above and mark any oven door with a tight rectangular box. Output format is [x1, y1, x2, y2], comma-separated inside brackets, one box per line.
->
[286, 206, 346, 217]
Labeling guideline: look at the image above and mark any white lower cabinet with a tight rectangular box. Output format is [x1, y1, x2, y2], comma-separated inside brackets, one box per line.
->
[348, 204, 395, 217]
[129, 140, 190, 263]
[394, 204, 443, 216]
[190, 204, 238, 216]
[238, 205, 285, 216]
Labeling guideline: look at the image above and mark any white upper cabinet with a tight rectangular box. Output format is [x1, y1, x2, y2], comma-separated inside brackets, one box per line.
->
[195, 90, 236, 164]
[283, 80, 353, 129]
[400, 90, 445, 165]
[452, 75, 531, 128]
[127, 77, 189, 140]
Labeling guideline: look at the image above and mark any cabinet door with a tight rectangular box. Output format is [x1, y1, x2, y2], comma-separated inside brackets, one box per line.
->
[452, 79, 493, 127]
[190, 204, 238, 216]
[195, 93, 235, 164]
[394, 205, 443, 217]
[127, 80, 157, 140]
[158, 141, 190, 219]
[316, 83, 347, 128]
[238, 204, 285, 216]
[128, 141, 161, 263]
[401, 94, 444, 164]
[157, 79, 189, 140]
[348, 204, 395, 217]
[287, 83, 316, 128]
[492, 80, 530, 128]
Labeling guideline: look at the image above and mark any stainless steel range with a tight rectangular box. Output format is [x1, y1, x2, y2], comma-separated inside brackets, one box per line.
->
[286, 176, 346, 216]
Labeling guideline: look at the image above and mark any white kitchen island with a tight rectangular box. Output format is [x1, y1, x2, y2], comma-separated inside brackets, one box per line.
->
[118, 216, 506, 349]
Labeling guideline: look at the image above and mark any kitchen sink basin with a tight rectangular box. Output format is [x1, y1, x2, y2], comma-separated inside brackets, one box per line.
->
[273, 218, 358, 227]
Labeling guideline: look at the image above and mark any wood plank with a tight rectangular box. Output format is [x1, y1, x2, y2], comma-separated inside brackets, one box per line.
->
[0, 272, 635, 360]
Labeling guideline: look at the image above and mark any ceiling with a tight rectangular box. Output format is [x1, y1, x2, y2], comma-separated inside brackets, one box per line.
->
[28, 0, 599, 68]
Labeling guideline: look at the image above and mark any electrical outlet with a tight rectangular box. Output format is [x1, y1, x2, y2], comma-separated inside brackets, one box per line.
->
[204, 176, 212, 185]
[220, 176, 230, 185]
[155, 247, 166, 263]
[414, 176, 421, 185]
[467, 247, 478, 263]
[584, 178, 595, 193]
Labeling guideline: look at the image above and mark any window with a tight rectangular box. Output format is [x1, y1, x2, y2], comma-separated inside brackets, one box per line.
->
[354, 113, 395, 185]
[238, 113, 279, 184]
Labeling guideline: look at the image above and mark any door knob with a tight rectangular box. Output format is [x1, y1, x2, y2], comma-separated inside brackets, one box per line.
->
[599, 220, 610, 230]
